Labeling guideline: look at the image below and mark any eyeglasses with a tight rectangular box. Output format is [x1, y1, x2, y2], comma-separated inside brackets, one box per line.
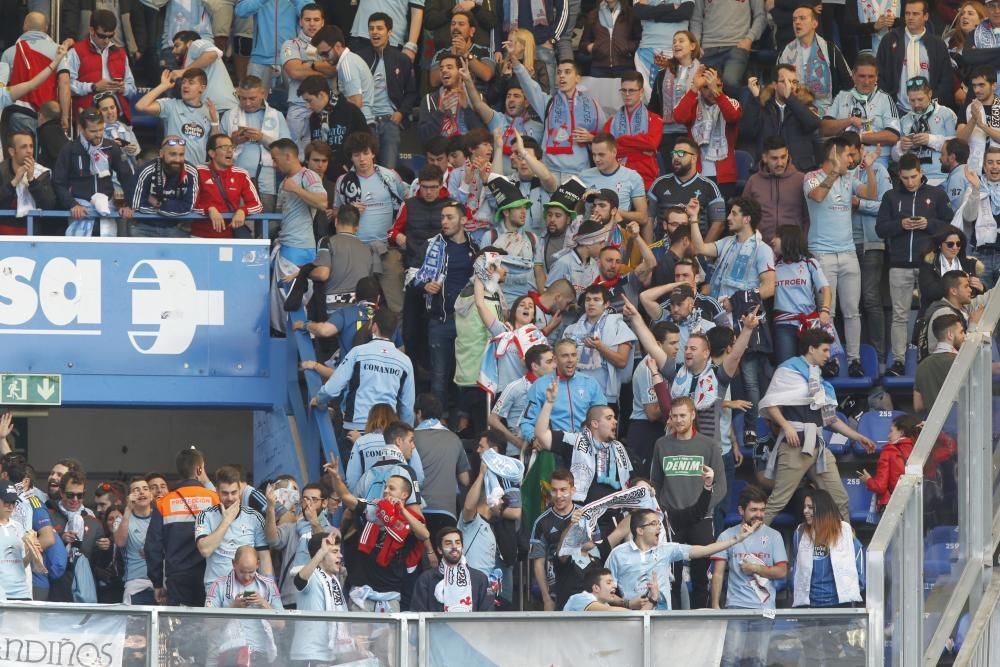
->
[95, 31, 115, 40]
[671, 149, 694, 157]
[303, 496, 325, 502]
[906, 76, 929, 89]
[318, 50, 333, 60]
[214, 144, 235, 152]
[619, 88, 641, 94]
[943, 241, 961, 248]
[639, 520, 662, 529]
[63, 492, 86, 500]
[161, 138, 187, 148]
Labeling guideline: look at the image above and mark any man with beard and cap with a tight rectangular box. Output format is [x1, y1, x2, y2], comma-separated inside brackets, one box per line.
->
[891, 76, 957, 186]
[484, 173, 538, 302]
[647, 136, 726, 242]
[279, 5, 337, 149]
[127, 135, 200, 237]
[410, 527, 494, 611]
[535, 176, 587, 284]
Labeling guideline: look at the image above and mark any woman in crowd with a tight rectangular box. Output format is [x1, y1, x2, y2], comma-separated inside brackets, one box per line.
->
[579, 0, 641, 78]
[488, 28, 549, 106]
[918, 226, 985, 315]
[649, 30, 702, 171]
[770, 225, 833, 364]
[860, 414, 920, 513]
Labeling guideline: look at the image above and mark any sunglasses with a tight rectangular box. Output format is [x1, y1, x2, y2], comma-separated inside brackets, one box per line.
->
[906, 76, 929, 89]
[318, 50, 333, 60]
[943, 241, 961, 248]
[161, 138, 187, 148]
[671, 149, 694, 157]
[95, 31, 115, 40]
[63, 492, 86, 500]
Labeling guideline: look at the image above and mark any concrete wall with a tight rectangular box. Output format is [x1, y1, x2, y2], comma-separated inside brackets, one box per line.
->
[18, 408, 253, 481]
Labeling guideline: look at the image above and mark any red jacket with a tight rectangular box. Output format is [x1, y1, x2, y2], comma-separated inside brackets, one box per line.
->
[603, 107, 664, 190]
[71, 39, 130, 122]
[192, 165, 263, 238]
[865, 437, 914, 507]
[673, 89, 741, 185]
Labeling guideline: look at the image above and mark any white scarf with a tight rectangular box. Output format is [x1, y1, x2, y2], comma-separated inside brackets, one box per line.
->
[58, 501, 94, 536]
[434, 557, 474, 612]
[670, 362, 719, 411]
[792, 521, 862, 607]
[14, 162, 48, 218]
[224, 104, 283, 168]
[906, 29, 926, 81]
[81, 136, 110, 178]
[939, 254, 962, 274]
[315, 568, 354, 652]
[690, 98, 729, 162]
[558, 485, 658, 557]
[568, 429, 632, 501]
[482, 449, 524, 508]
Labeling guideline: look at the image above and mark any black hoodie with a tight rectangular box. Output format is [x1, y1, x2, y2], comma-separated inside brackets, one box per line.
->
[875, 177, 953, 268]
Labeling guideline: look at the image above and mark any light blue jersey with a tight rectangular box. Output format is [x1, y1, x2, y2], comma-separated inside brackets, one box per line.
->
[894, 103, 957, 185]
[194, 505, 269, 587]
[486, 112, 544, 173]
[184, 39, 236, 112]
[824, 89, 901, 167]
[492, 375, 534, 456]
[206, 572, 283, 656]
[851, 162, 893, 249]
[804, 168, 866, 254]
[290, 569, 350, 661]
[337, 48, 375, 124]
[163, 0, 213, 49]
[124, 512, 151, 582]
[458, 513, 498, 576]
[157, 98, 212, 165]
[713, 523, 788, 609]
[0, 521, 30, 599]
[773, 259, 828, 318]
[235, 0, 311, 66]
[351, 0, 425, 47]
[563, 313, 636, 401]
[606, 538, 690, 610]
[334, 167, 407, 243]
[630, 354, 658, 421]
[579, 165, 645, 213]
[281, 33, 334, 108]
[944, 166, 970, 211]
[278, 167, 327, 249]
[564, 591, 598, 611]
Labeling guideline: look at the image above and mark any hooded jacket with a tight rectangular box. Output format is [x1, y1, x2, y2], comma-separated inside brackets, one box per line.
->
[875, 27, 954, 109]
[865, 437, 914, 507]
[741, 162, 808, 243]
[739, 87, 821, 173]
[875, 178, 953, 268]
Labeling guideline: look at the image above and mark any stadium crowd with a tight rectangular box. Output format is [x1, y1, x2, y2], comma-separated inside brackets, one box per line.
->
[0, 0, 991, 661]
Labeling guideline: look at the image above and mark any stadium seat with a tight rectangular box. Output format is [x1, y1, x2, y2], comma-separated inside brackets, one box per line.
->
[844, 477, 875, 525]
[852, 409, 905, 455]
[725, 479, 748, 527]
[829, 344, 880, 392]
[824, 410, 850, 456]
[924, 543, 955, 577]
[882, 348, 918, 391]
[735, 150, 753, 191]
[926, 525, 958, 546]
[128, 89, 159, 130]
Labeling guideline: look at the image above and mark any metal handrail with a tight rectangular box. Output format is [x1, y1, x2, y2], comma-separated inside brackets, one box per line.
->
[0, 208, 284, 237]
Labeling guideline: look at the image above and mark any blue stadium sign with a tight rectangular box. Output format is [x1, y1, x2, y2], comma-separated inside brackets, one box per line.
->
[0, 238, 271, 385]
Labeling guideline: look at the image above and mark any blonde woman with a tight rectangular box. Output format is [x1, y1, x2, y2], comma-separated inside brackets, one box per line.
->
[489, 28, 550, 103]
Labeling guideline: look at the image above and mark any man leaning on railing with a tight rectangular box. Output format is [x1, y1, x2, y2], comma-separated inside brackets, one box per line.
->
[0, 131, 58, 235]
[126, 135, 200, 238]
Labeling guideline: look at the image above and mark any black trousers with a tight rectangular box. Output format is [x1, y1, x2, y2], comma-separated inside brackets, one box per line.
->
[166, 568, 206, 607]
[669, 515, 715, 609]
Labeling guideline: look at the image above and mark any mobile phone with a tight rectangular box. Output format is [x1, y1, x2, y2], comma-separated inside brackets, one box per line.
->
[241, 591, 254, 598]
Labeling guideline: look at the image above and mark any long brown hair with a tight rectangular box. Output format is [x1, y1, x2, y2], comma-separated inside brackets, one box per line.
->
[804, 489, 843, 548]
[666, 31, 702, 75]
[365, 404, 399, 433]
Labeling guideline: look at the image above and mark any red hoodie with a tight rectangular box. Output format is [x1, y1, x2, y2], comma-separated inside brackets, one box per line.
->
[673, 89, 742, 185]
[865, 437, 914, 507]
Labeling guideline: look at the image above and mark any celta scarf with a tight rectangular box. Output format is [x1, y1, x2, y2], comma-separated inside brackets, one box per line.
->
[670, 362, 719, 411]
[709, 231, 763, 299]
[974, 19, 1000, 48]
[910, 101, 935, 134]
[569, 428, 632, 501]
[610, 103, 649, 140]
[792, 521, 862, 607]
[82, 136, 110, 178]
[435, 557, 474, 612]
[785, 36, 832, 103]
[336, 166, 403, 219]
[15, 162, 49, 218]
[558, 485, 658, 557]
[545, 90, 599, 155]
[502, 113, 534, 155]
[759, 356, 837, 425]
[412, 233, 448, 300]
[504, 0, 548, 31]
[313, 568, 354, 653]
[660, 62, 696, 125]
[576, 311, 611, 370]
[690, 98, 729, 162]
[478, 323, 547, 396]
[483, 448, 525, 508]
[223, 102, 283, 168]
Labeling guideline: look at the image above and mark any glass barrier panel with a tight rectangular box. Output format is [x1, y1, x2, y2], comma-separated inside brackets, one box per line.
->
[158, 612, 398, 667]
[0, 606, 148, 666]
[424, 615, 643, 667]
[649, 614, 867, 665]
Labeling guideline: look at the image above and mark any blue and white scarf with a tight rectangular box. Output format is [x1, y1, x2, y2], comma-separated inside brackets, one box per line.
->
[670, 362, 720, 411]
[568, 429, 632, 500]
[974, 19, 1000, 48]
[784, 36, 832, 103]
[709, 231, 763, 299]
[413, 233, 448, 289]
[610, 103, 650, 140]
[545, 90, 599, 155]
[660, 62, 696, 126]
[482, 448, 525, 508]
[690, 99, 729, 161]
[504, 0, 548, 30]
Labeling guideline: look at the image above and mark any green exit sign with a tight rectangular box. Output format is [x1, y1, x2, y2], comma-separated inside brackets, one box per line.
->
[0, 374, 61, 406]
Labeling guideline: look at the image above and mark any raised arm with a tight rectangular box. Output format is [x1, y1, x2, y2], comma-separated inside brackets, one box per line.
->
[721, 310, 760, 377]
[322, 454, 360, 511]
[622, 297, 668, 367]
[533, 379, 559, 450]
[135, 69, 175, 117]
[512, 128, 558, 192]
[462, 462, 487, 522]
[473, 277, 500, 330]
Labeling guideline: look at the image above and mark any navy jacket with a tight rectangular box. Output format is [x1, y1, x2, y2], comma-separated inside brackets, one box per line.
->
[875, 179, 953, 268]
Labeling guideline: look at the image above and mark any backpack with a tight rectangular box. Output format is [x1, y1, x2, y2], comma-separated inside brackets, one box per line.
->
[357, 462, 420, 505]
[914, 301, 964, 362]
[10, 40, 55, 110]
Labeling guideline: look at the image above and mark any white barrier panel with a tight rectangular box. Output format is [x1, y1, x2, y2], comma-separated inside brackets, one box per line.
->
[0, 611, 128, 667]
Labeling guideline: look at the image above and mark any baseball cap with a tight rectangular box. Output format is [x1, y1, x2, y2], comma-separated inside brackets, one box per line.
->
[669, 284, 696, 304]
[0, 480, 18, 504]
[586, 188, 619, 209]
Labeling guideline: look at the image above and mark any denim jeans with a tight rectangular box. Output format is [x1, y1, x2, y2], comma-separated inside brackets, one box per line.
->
[720, 617, 774, 667]
[888, 267, 918, 360]
[375, 117, 402, 170]
[857, 247, 886, 360]
[774, 323, 800, 365]
[428, 316, 458, 411]
[130, 223, 189, 238]
[737, 352, 770, 428]
[816, 251, 862, 361]
[536, 44, 557, 94]
[714, 448, 737, 537]
[700, 47, 751, 94]
[979, 248, 1000, 290]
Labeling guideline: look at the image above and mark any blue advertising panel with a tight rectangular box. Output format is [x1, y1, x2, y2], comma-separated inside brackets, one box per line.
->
[0, 238, 270, 379]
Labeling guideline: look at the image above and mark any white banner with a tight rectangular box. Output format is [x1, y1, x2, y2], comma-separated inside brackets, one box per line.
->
[0, 609, 128, 667]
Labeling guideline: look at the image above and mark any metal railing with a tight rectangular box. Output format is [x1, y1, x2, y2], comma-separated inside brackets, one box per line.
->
[0, 601, 870, 667]
[9, 209, 283, 237]
[865, 285, 1000, 666]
